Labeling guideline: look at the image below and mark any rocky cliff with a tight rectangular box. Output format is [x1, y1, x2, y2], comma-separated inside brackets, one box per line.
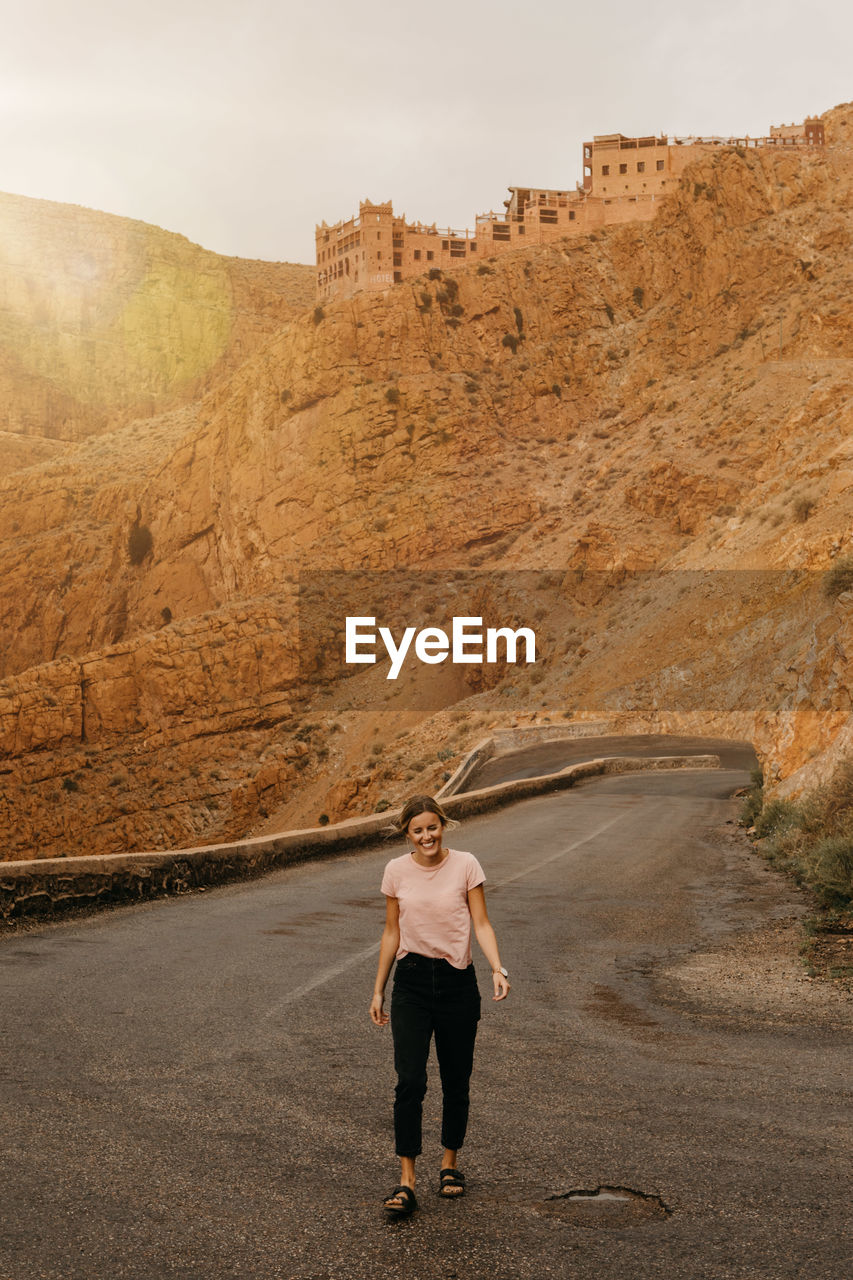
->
[0, 103, 851, 859]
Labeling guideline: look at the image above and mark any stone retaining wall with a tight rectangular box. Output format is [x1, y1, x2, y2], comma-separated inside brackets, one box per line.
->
[490, 721, 613, 750]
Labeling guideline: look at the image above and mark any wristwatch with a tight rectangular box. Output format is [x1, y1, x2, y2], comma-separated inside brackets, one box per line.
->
[493, 966, 509, 978]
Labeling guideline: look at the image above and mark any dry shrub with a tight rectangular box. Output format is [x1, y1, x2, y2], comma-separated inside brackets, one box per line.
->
[754, 759, 853, 905]
[823, 557, 853, 599]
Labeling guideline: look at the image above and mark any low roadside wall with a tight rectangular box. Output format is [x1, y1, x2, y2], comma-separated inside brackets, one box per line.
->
[438, 736, 496, 798]
[490, 721, 613, 751]
[0, 754, 719, 924]
[439, 721, 613, 797]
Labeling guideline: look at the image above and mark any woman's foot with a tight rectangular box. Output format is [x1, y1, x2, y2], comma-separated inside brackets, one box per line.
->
[383, 1184, 418, 1217]
[438, 1167, 465, 1197]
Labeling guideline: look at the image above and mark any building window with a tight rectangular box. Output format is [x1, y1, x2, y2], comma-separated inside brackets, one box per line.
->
[601, 165, 609, 176]
[619, 164, 627, 174]
[518, 225, 525, 234]
[656, 159, 664, 171]
[442, 240, 449, 250]
[393, 253, 402, 266]
[377, 251, 381, 260]
[569, 210, 575, 220]
[637, 162, 645, 173]
[426, 250, 434, 260]
[414, 249, 421, 261]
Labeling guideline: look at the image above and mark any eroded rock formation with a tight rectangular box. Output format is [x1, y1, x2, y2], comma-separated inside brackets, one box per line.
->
[1, 103, 852, 858]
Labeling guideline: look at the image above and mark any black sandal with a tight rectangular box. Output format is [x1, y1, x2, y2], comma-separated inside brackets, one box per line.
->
[383, 1184, 418, 1217]
[439, 1168, 465, 1197]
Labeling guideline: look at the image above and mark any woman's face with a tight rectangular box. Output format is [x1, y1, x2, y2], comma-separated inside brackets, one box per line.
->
[407, 810, 444, 856]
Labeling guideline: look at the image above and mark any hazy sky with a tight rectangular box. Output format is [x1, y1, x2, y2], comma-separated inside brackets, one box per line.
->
[1, 0, 849, 265]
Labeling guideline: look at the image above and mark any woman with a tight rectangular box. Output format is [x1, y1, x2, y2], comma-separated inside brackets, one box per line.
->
[369, 794, 510, 1217]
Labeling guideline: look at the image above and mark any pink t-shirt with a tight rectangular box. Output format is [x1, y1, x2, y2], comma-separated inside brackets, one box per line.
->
[381, 848, 486, 970]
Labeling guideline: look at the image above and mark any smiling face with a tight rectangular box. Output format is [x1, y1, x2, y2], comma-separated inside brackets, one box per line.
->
[407, 810, 445, 859]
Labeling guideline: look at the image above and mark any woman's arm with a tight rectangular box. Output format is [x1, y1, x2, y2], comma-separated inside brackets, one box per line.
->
[468, 884, 510, 1001]
[369, 895, 401, 1026]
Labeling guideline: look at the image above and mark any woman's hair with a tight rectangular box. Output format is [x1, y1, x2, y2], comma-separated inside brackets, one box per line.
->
[395, 794, 457, 835]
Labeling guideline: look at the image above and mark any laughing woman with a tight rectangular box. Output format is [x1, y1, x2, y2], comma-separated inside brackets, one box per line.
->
[369, 794, 510, 1218]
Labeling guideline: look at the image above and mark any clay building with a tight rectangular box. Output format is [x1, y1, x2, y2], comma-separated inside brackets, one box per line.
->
[316, 118, 824, 302]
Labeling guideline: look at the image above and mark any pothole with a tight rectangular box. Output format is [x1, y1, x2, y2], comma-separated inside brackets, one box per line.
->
[535, 1185, 671, 1228]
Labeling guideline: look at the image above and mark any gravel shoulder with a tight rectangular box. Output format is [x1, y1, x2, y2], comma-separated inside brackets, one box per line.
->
[654, 823, 852, 1031]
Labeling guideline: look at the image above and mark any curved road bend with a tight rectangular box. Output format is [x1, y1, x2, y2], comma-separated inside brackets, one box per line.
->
[1, 761, 850, 1280]
[461, 733, 758, 790]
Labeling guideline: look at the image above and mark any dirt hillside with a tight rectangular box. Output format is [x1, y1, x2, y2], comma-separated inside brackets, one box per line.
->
[0, 103, 851, 859]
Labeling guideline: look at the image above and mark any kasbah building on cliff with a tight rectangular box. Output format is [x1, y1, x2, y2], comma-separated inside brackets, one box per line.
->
[316, 117, 825, 302]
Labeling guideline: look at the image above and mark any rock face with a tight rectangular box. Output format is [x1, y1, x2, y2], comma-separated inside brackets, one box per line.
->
[1, 103, 852, 858]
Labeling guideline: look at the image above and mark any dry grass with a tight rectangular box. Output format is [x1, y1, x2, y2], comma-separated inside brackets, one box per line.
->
[747, 760, 853, 905]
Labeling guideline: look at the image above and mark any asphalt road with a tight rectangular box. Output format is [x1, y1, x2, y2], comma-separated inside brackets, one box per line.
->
[462, 734, 758, 790]
[1, 762, 850, 1280]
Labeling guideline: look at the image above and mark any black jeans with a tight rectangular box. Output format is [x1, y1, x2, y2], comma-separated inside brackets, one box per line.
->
[391, 953, 481, 1158]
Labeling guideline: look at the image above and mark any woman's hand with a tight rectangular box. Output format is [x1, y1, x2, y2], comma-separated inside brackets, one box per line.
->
[370, 898, 399, 1027]
[492, 970, 510, 1001]
[370, 992, 389, 1026]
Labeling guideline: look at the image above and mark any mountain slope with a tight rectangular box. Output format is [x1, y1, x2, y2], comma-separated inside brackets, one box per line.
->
[0, 190, 314, 457]
[0, 103, 851, 859]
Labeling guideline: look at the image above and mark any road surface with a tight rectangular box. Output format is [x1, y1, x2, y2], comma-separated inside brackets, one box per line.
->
[461, 733, 758, 790]
[1, 760, 850, 1279]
